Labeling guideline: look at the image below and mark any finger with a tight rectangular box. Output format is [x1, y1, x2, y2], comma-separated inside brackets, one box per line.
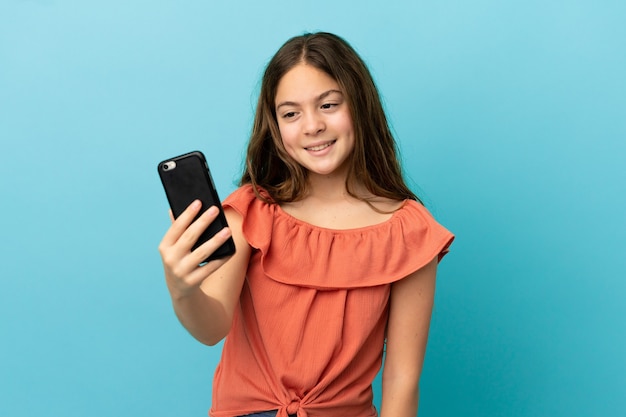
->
[161, 200, 202, 246]
[160, 205, 223, 279]
[169, 226, 232, 285]
[187, 226, 233, 267]
[183, 253, 232, 288]
[176, 205, 221, 252]
[183, 236, 233, 286]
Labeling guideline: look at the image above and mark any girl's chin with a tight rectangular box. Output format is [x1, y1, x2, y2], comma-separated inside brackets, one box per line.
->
[304, 163, 349, 178]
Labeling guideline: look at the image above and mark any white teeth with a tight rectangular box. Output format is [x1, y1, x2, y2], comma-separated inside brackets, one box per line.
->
[306, 140, 335, 151]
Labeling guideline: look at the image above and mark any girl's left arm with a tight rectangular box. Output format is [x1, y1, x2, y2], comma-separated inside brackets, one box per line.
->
[379, 256, 439, 417]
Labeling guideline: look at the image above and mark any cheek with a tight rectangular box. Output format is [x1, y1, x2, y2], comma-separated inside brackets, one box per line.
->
[277, 129, 300, 161]
[278, 123, 298, 149]
[346, 114, 355, 133]
[335, 110, 355, 136]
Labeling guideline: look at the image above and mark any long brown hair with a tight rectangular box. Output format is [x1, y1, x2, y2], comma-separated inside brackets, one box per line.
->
[241, 32, 420, 204]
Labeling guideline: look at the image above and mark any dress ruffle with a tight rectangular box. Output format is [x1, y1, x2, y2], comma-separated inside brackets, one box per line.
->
[224, 185, 454, 290]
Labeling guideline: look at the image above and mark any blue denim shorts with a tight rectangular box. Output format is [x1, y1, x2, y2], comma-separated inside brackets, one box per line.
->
[240, 413, 277, 417]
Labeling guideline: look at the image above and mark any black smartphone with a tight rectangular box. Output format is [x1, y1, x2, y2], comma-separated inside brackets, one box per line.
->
[157, 151, 235, 263]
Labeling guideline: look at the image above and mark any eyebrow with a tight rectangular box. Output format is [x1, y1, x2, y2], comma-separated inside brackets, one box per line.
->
[275, 89, 343, 111]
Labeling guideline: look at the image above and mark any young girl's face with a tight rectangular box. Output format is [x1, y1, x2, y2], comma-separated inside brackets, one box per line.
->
[274, 63, 355, 179]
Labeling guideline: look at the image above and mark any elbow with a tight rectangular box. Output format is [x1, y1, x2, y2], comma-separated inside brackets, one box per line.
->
[206, 335, 221, 346]
[203, 333, 227, 347]
[380, 371, 420, 417]
[382, 368, 421, 394]
[178, 317, 231, 347]
[194, 320, 232, 347]
[194, 332, 227, 347]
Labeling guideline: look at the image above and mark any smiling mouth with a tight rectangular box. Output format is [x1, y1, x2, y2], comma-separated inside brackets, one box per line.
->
[305, 140, 336, 151]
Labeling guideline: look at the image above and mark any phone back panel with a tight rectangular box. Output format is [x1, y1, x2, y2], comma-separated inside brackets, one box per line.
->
[158, 151, 235, 262]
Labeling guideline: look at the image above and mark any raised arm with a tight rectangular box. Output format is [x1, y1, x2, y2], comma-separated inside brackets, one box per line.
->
[380, 256, 438, 417]
[158, 201, 251, 345]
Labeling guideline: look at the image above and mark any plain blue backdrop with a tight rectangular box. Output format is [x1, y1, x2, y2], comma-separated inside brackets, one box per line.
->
[1, 1, 624, 416]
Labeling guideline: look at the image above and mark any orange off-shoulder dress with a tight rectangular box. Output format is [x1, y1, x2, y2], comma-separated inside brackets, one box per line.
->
[209, 185, 454, 417]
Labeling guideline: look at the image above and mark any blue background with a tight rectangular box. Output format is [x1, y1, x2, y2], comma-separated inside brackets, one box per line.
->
[1, 1, 624, 416]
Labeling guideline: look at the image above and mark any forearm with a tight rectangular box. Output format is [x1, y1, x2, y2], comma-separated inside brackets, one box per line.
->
[379, 373, 420, 417]
[170, 287, 232, 346]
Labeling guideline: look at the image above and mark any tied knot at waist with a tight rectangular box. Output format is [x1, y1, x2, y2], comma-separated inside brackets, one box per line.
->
[286, 399, 300, 414]
[277, 398, 306, 417]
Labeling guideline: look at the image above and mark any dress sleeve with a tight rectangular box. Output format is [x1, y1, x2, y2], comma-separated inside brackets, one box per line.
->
[222, 184, 275, 251]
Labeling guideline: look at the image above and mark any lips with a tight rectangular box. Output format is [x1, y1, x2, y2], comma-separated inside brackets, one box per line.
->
[305, 140, 337, 151]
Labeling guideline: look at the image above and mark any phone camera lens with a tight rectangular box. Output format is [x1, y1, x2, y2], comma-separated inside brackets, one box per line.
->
[162, 161, 176, 171]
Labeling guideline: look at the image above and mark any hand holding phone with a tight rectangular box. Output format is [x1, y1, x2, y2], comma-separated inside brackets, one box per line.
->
[158, 151, 236, 264]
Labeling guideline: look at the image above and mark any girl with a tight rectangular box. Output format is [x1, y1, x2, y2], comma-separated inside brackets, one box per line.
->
[158, 32, 454, 417]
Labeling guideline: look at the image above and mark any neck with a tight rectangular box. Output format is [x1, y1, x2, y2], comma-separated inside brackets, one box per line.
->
[306, 171, 348, 200]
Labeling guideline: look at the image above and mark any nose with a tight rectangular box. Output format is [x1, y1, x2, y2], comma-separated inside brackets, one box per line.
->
[302, 111, 325, 136]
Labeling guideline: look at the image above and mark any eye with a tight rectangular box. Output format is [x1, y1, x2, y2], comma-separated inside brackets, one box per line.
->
[320, 103, 337, 110]
[283, 111, 297, 119]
